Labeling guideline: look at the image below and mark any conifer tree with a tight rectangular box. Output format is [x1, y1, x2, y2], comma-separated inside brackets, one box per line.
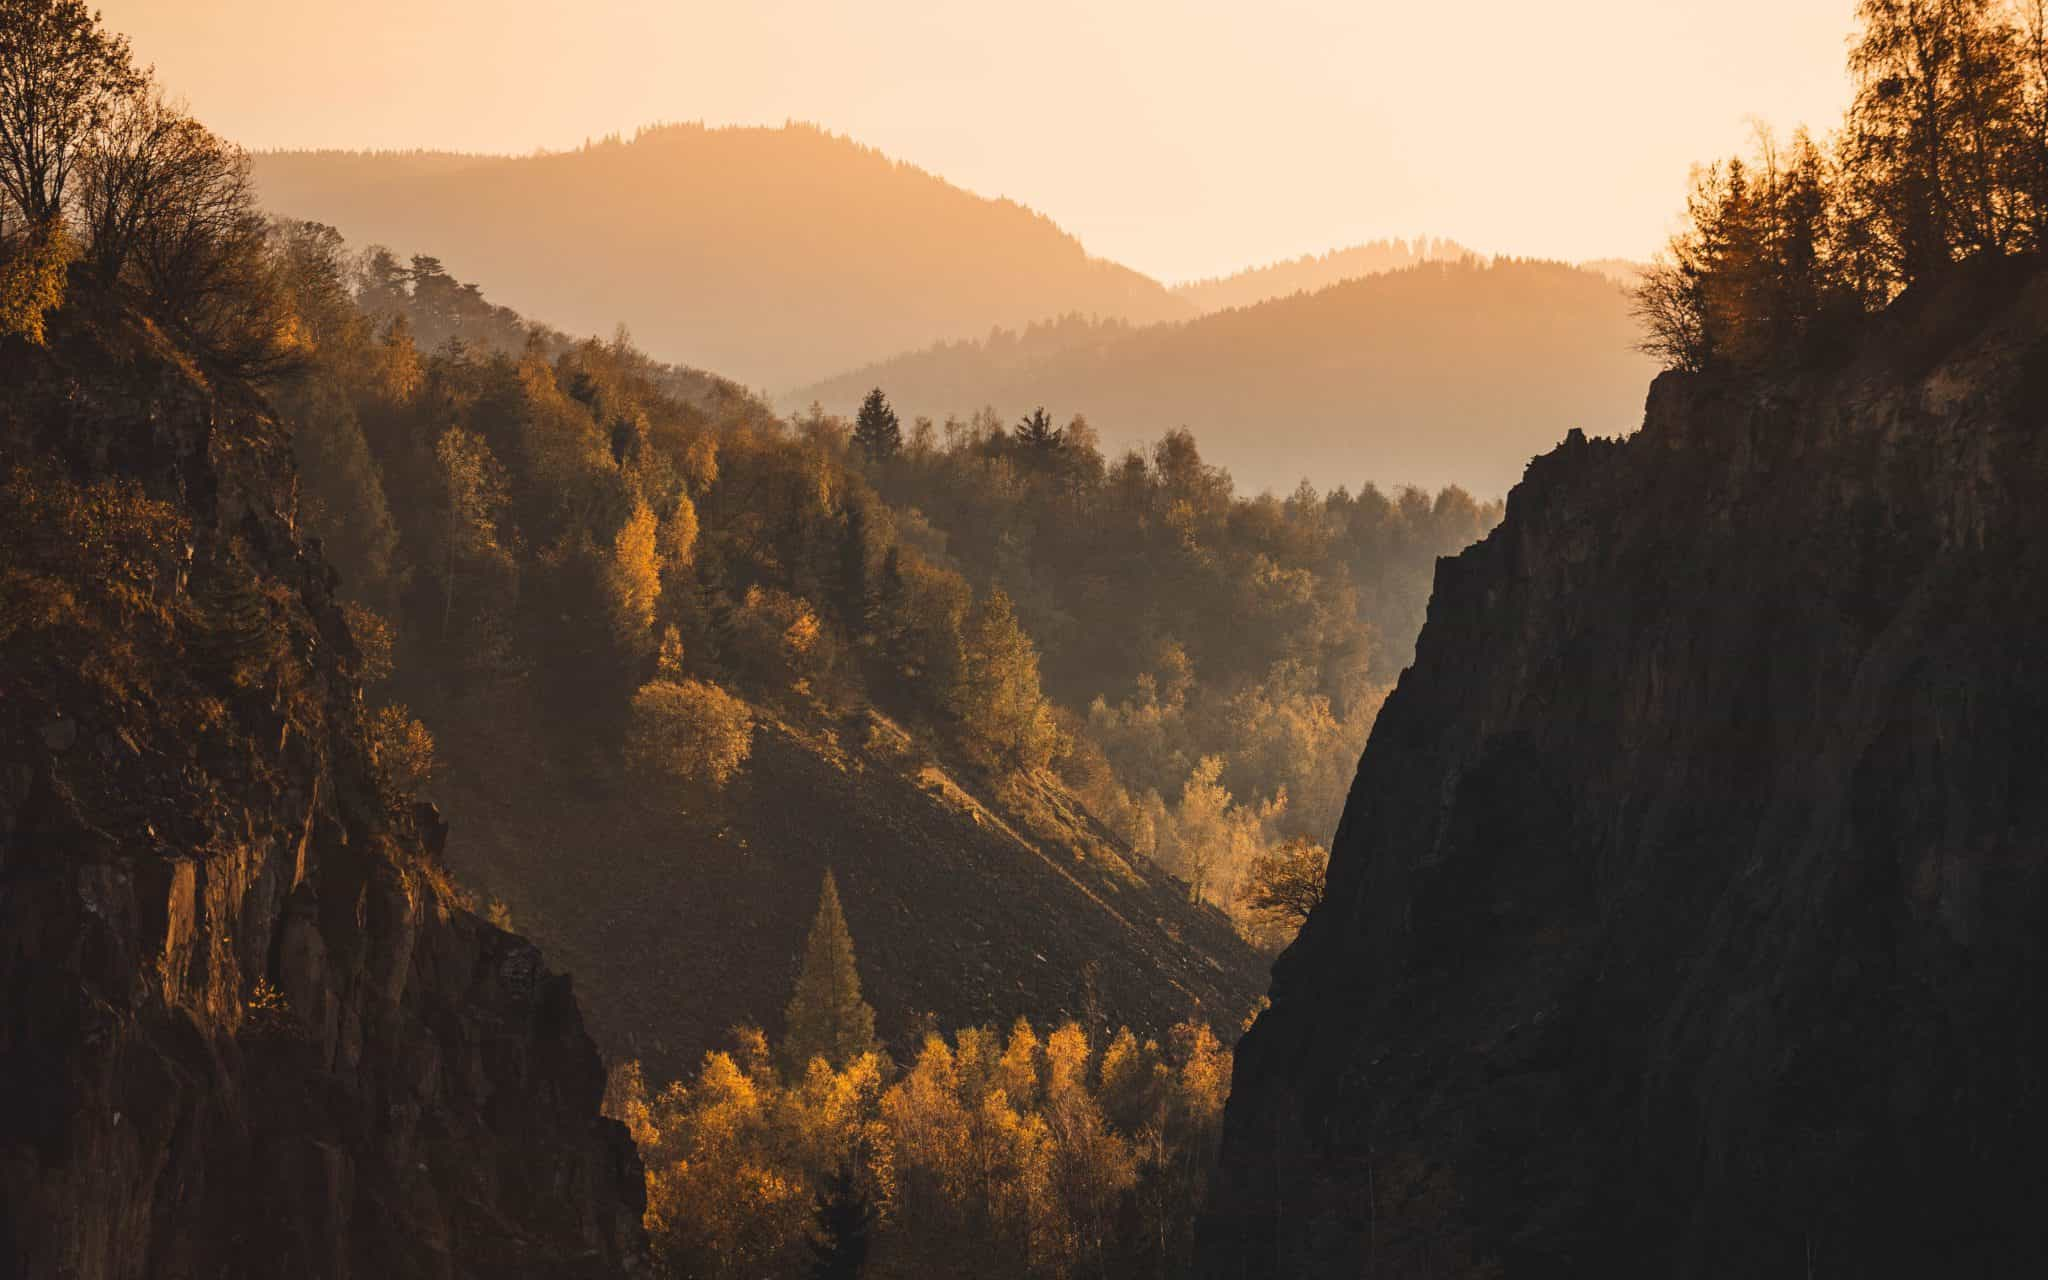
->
[1013, 406, 1063, 456]
[851, 386, 901, 462]
[781, 870, 877, 1075]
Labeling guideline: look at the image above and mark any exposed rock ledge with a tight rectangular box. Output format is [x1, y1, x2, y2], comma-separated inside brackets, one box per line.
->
[0, 299, 643, 1278]
[1203, 259, 2048, 1277]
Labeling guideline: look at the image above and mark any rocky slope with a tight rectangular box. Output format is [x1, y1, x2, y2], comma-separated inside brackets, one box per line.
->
[1202, 259, 2048, 1276]
[0, 300, 642, 1277]
[436, 698, 1266, 1086]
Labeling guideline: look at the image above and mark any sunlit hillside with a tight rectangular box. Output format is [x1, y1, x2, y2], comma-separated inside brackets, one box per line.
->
[252, 124, 1193, 390]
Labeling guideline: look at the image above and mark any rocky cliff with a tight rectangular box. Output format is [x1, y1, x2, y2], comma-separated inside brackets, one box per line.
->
[1202, 259, 2048, 1277]
[0, 298, 643, 1277]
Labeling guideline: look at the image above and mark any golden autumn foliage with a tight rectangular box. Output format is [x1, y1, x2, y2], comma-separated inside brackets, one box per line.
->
[605, 497, 661, 649]
[624, 676, 755, 796]
[0, 218, 74, 343]
[1238, 834, 1329, 933]
[607, 1011, 1231, 1280]
[0, 463, 186, 655]
[340, 600, 395, 686]
[733, 584, 834, 696]
[367, 702, 436, 807]
[951, 587, 1063, 772]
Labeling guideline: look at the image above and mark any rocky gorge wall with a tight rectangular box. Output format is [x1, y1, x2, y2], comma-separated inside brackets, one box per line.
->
[1202, 260, 2048, 1277]
[0, 299, 642, 1278]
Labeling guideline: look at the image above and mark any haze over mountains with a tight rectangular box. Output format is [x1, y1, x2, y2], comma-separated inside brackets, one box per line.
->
[796, 259, 1656, 496]
[1171, 236, 1472, 313]
[256, 127, 1654, 497]
[253, 124, 1193, 391]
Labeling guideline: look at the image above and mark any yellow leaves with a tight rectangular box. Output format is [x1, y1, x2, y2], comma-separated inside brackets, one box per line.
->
[624, 677, 755, 797]
[661, 491, 699, 569]
[340, 601, 395, 686]
[0, 464, 185, 652]
[624, 1016, 1235, 1278]
[999, 1018, 1043, 1108]
[696, 1049, 762, 1117]
[1044, 1023, 1091, 1098]
[375, 318, 422, 402]
[655, 624, 686, 681]
[734, 585, 834, 695]
[952, 587, 1061, 772]
[605, 498, 661, 646]
[1171, 1020, 1230, 1126]
[683, 435, 720, 493]
[367, 703, 436, 808]
[0, 220, 76, 345]
[782, 607, 821, 658]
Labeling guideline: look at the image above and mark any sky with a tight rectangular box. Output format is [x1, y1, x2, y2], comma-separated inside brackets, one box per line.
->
[100, 1, 1861, 283]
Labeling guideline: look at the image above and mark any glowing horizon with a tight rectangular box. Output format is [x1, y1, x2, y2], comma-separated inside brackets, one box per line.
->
[100, 0, 1859, 283]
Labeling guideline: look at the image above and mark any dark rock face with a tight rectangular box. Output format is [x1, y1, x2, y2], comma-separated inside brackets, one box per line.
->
[1202, 262, 2048, 1278]
[0, 302, 643, 1277]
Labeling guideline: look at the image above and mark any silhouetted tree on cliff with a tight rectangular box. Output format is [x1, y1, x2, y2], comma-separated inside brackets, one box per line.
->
[1639, 0, 2048, 371]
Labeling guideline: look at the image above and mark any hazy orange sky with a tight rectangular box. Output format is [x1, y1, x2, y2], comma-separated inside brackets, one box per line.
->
[102, 1, 1859, 282]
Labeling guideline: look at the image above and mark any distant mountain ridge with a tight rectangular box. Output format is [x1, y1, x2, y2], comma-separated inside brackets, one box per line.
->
[253, 124, 1193, 389]
[792, 258, 1657, 496]
[1173, 236, 1473, 312]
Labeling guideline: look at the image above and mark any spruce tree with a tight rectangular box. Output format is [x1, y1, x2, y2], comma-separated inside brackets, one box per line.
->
[851, 387, 902, 462]
[781, 870, 877, 1074]
[1014, 406, 1063, 455]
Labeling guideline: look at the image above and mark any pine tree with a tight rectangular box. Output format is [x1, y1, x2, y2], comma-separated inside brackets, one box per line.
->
[851, 387, 902, 462]
[1013, 406, 1063, 455]
[781, 870, 877, 1075]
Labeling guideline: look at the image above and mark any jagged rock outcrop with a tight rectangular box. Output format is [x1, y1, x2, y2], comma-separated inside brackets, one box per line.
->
[1202, 260, 2048, 1277]
[0, 298, 643, 1277]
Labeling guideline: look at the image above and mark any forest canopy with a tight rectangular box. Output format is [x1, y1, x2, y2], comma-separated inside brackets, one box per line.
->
[1637, 0, 2048, 372]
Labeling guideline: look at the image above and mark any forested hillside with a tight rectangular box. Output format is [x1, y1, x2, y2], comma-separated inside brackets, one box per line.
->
[251, 126, 1193, 390]
[791, 258, 1656, 495]
[278, 233, 1497, 1039]
[849, 405, 1497, 918]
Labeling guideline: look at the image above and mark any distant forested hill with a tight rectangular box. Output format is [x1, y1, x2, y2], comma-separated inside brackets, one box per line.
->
[252, 125, 1192, 390]
[1172, 236, 1471, 312]
[792, 259, 1657, 496]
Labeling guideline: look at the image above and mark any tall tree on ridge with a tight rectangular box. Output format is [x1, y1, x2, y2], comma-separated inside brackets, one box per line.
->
[0, 0, 143, 228]
[852, 386, 902, 462]
[1013, 405, 1063, 459]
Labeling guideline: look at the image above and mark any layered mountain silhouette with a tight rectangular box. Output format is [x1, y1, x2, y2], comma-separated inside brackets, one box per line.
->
[1172, 236, 1473, 313]
[259, 131, 1652, 498]
[253, 124, 1192, 390]
[794, 259, 1658, 496]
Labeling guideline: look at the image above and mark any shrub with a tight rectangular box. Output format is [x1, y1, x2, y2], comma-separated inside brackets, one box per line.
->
[625, 677, 754, 794]
[368, 702, 436, 808]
